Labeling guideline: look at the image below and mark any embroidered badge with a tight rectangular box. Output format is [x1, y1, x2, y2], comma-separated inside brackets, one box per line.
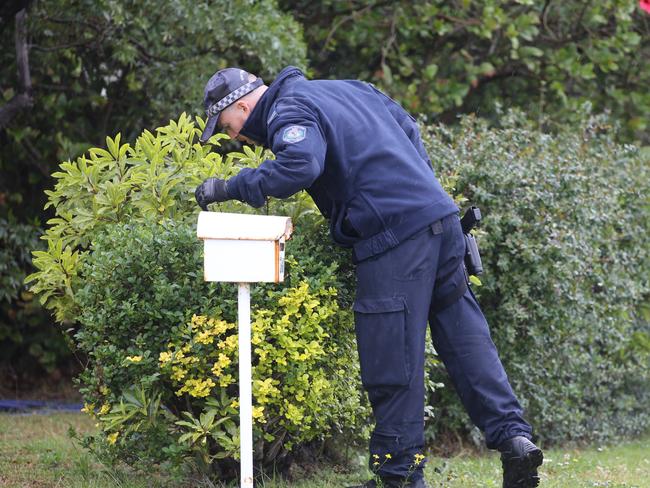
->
[282, 125, 307, 144]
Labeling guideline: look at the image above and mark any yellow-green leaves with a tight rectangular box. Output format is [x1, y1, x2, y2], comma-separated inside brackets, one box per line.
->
[25, 238, 84, 322]
[155, 278, 356, 458]
[27, 114, 258, 322]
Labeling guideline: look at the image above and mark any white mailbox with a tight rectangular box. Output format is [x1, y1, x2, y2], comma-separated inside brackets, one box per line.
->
[196, 211, 293, 488]
[196, 211, 293, 283]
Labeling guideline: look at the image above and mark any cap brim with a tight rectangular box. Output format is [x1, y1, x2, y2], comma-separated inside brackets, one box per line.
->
[199, 113, 220, 143]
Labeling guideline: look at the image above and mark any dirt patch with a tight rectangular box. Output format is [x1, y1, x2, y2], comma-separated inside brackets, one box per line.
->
[428, 429, 488, 458]
[0, 363, 82, 402]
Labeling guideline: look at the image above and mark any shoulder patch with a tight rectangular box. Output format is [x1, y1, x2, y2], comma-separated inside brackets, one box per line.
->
[282, 125, 307, 144]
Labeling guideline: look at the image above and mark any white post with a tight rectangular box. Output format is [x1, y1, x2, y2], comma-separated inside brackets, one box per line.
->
[238, 282, 254, 488]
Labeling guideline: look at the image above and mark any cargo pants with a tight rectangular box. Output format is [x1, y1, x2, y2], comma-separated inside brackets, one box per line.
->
[353, 213, 533, 481]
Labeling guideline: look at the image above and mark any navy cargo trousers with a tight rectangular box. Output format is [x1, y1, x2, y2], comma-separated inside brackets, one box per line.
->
[353, 213, 532, 481]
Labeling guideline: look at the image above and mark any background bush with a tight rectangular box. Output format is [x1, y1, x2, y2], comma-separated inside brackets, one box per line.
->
[0, 218, 71, 374]
[422, 107, 650, 446]
[285, 0, 650, 142]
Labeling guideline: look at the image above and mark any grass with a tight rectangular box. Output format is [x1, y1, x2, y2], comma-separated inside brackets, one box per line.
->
[0, 412, 648, 487]
[0, 412, 154, 488]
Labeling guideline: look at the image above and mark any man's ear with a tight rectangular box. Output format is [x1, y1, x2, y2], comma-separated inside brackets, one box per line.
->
[236, 100, 249, 114]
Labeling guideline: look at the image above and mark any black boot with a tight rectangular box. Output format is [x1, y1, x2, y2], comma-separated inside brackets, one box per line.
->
[498, 436, 544, 488]
[347, 477, 429, 488]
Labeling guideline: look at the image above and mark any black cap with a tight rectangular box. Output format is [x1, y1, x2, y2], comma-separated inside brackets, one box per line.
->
[200, 68, 264, 143]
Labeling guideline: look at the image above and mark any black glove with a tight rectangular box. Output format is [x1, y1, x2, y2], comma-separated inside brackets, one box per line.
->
[195, 177, 230, 210]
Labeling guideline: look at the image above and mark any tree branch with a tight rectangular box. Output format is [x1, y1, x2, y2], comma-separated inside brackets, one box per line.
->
[318, 4, 374, 58]
[31, 41, 97, 52]
[15, 10, 31, 92]
[380, 9, 398, 68]
[435, 13, 482, 27]
[45, 15, 103, 33]
[0, 93, 32, 129]
[20, 137, 51, 177]
[0, 8, 33, 130]
[540, 0, 558, 41]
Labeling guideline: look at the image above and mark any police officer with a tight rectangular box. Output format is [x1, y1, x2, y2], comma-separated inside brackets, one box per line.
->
[194, 67, 543, 488]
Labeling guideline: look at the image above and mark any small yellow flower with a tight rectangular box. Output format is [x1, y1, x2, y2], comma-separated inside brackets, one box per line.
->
[414, 453, 425, 465]
[196, 330, 214, 345]
[252, 406, 265, 420]
[125, 355, 142, 363]
[210, 319, 230, 335]
[191, 314, 207, 328]
[373, 454, 380, 459]
[373, 462, 380, 466]
[81, 403, 95, 414]
[217, 353, 231, 368]
[159, 351, 172, 363]
[107, 432, 119, 445]
[178, 377, 215, 398]
[171, 366, 186, 381]
[99, 403, 111, 415]
[226, 335, 238, 348]
[385, 453, 392, 459]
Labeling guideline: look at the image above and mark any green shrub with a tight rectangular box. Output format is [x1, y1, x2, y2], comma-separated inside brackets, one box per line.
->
[75, 220, 364, 477]
[26, 114, 365, 480]
[422, 107, 650, 445]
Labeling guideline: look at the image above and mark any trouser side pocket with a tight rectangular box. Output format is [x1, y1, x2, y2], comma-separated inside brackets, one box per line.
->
[354, 297, 410, 387]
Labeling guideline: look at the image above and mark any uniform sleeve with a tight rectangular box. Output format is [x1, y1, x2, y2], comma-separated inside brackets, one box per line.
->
[369, 84, 433, 169]
[227, 100, 327, 208]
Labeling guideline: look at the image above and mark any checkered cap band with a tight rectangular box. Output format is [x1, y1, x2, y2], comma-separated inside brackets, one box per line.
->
[206, 79, 263, 118]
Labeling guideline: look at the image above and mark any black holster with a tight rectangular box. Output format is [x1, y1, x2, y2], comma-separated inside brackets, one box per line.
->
[460, 206, 484, 277]
[464, 232, 483, 276]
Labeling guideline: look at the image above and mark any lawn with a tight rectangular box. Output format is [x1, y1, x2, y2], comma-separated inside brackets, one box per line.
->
[0, 413, 647, 487]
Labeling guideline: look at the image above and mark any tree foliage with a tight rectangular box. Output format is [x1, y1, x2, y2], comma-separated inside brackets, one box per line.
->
[0, 0, 306, 220]
[1, 0, 306, 371]
[0, 217, 70, 371]
[284, 0, 650, 140]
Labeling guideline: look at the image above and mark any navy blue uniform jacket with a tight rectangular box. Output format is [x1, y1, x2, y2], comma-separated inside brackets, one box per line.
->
[228, 66, 458, 261]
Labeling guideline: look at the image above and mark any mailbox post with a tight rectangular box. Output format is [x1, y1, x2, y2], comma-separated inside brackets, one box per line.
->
[197, 211, 293, 488]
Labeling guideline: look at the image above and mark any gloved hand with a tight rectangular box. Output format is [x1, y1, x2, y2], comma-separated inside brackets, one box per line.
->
[195, 177, 230, 210]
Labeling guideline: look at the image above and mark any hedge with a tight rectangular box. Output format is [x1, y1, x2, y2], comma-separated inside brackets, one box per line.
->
[422, 106, 650, 445]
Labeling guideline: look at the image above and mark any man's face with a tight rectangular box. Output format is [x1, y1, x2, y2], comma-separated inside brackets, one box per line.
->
[218, 101, 254, 144]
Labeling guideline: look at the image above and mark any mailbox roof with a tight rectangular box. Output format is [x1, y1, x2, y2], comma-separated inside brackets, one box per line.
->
[197, 211, 293, 241]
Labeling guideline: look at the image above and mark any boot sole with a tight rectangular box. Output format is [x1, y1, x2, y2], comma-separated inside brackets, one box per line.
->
[502, 447, 543, 488]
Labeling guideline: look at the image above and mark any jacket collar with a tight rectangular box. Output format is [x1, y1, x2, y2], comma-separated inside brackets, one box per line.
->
[240, 66, 305, 146]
